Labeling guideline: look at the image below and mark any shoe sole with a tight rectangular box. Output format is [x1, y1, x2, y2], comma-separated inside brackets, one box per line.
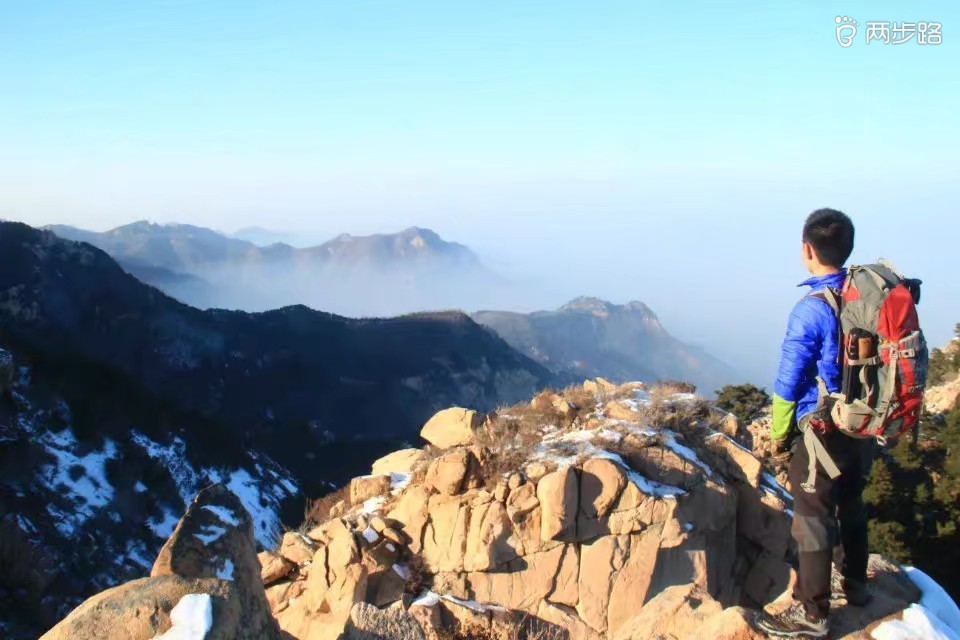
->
[755, 622, 828, 639]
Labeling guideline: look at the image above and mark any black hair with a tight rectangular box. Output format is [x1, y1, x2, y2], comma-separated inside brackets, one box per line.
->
[802, 208, 855, 268]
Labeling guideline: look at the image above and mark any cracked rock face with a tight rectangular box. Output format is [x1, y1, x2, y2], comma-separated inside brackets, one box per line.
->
[262, 384, 808, 639]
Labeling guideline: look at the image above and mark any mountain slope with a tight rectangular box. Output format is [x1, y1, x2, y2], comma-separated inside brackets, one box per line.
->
[46, 222, 501, 315]
[0, 221, 553, 637]
[474, 296, 739, 393]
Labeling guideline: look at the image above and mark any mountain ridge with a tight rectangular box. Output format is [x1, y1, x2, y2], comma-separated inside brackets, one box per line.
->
[474, 298, 739, 394]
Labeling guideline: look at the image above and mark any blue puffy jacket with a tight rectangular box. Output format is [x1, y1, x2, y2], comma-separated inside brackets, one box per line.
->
[771, 270, 846, 440]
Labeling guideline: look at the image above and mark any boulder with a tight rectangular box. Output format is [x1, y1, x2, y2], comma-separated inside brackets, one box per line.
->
[705, 433, 763, 488]
[346, 601, 425, 640]
[150, 484, 278, 638]
[579, 457, 627, 520]
[612, 583, 763, 640]
[583, 377, 619, 395]
[424, 448, 470, 495]
[259, 550, 295, 585]
[537, 467, 579, 542]
[43, 484, 280, 640]
[279, 531, 317, 565]
[372, 449, 426, 476]
[386, 486, 431, 555]
[351, 475, 392, 505]
[420, 408, 482, 448]
[41, 576, 242, 640]
[421, 494, 469, 572]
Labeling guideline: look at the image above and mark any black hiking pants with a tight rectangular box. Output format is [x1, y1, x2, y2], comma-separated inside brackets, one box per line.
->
[788, 426, 876, 619]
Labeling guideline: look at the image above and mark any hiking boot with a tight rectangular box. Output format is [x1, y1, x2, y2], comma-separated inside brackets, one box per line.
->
[842, 579, 872, 607]
[755, 603, 829, 638]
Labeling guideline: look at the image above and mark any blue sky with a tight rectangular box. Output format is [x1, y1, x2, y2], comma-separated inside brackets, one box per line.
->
[1, 0, 957, 383]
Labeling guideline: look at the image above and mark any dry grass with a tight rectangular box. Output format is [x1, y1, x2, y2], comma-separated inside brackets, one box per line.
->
[301, 484, 351, 529]
[436, 618, 569, 640]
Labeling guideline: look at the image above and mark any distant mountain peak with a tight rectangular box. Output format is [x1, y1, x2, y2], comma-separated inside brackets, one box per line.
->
[558, 297, 658, 320]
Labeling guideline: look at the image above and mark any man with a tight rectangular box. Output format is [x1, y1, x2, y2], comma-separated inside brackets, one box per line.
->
[757, 209, 873, 639]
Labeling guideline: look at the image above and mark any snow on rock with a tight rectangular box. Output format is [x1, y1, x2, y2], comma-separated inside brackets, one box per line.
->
[905, 567, 960, 636]
[153, 593, 213, 640]
[872, 604, 960, 640]
[193, 525, 227, 546]
[217, 558, 235, 581]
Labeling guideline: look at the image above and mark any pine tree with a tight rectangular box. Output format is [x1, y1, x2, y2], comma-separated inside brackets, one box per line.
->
[863, 459, 894, 511]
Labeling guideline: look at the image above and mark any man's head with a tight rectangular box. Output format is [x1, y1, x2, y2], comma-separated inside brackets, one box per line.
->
[801, 208, 855, 274]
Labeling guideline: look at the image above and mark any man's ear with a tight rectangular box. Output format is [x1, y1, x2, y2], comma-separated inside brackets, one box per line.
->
[802, 241, 815, 261]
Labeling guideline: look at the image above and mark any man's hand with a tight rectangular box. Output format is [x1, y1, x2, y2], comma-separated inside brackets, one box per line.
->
[772, 436, 793, 462]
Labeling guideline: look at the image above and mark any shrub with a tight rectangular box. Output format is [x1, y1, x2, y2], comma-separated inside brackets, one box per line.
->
[714, 383, 770, 423]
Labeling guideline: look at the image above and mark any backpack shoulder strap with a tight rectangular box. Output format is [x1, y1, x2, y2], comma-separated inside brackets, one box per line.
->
[807, 287, 841, 318]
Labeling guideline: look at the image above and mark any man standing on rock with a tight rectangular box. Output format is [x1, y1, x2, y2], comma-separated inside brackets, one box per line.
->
[756, 209, 873, 639]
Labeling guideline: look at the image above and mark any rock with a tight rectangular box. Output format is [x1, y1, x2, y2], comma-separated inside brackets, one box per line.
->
[579, 457, 627, 520]
[464, 496, 517, 571]
[351, 474, 392, 505]
[279, 531, 316, 565]
[259, 551, 295, 585]
[150, 484, 278, 638]
[524, 461, 549, 483]
[424, 448, 470, 495]
[925, 377, 960, 413]
[372, 449, 426, 476]
[386, 486, 431, 555]
[346, 602, 426, 640]
[40, 576, 243, 640]
[421, 494, 469, 572]
[408, 595, 443, 640]
[605, 401, 644, 422]
[612, 584, 763, 640]
[584, 377, 618, 396]
[537, 467, 579, 542]
[705, 433, 763, 488]
[44, 484, 280, 640]
[420, 408, 482, 449]
[460, 542, 579, 613]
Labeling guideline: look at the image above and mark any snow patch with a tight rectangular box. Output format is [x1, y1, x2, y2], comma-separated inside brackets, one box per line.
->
[148, 508, 182, 539]
[662, 430, 712, 476]
[393, 563, 412, 580]
[153, 593, 213, 640]
[905, 567, 960, 635]
[135, 481, 149, 493]
[361, 527, 379, 543]
[202, 505, 241, 528]
[40, 428, 119, 535]
[872, 604, 960, 640]
[194, 525, 227, 546]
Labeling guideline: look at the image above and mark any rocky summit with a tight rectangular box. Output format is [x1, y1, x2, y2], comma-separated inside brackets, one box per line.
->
[41, 381, 959, 640]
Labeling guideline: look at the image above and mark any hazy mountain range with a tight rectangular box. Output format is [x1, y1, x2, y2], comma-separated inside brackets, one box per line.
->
[44, 221, 741, 391]
[474, 297, 738, 394]
[46, 221, 503, 316]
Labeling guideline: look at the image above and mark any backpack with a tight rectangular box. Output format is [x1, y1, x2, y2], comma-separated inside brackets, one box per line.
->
[799, 261, 928, 493]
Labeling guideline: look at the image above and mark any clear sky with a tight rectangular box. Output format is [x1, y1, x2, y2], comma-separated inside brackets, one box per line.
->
[1, 1, 957, 384]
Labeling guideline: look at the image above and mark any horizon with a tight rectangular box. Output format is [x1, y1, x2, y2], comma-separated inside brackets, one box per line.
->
[2, 0, 958, 384]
